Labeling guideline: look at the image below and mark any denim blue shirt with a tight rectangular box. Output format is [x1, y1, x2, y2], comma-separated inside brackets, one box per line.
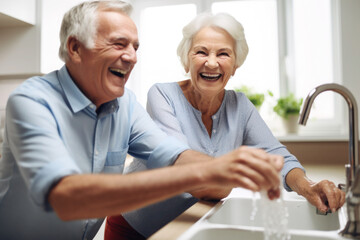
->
[0, 66, 189, 240]
[124, 82, 305, 237]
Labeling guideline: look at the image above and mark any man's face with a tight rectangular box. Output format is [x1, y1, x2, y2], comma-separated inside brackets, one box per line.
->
[74, 11, 139, 107]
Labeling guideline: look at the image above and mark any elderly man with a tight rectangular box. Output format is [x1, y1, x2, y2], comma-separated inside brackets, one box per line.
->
[0, 1, 283, 239]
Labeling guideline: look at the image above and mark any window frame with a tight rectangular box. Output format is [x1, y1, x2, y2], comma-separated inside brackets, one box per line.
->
[129, 0, 346, 137]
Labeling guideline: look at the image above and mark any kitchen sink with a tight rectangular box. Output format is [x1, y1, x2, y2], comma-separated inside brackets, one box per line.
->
[180, 227, 344, 240]
[177, 189, 347, 240]
[206, 197, 340, 231]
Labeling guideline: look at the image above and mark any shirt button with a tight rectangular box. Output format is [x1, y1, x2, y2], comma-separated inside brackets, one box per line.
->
[95, 150, 99, 155]
[213, 115, 217, 119]
[213, 129, 216, 133]
[90, 104, 96, 109]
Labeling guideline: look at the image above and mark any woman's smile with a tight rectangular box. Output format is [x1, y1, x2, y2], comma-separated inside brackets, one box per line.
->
[199, 72, 222, 81]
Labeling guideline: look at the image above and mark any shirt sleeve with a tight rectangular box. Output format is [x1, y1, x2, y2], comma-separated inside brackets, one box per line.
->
[146, 84, 189, 144]
[241, 97, 305, 191]
[5, 94, 81, 210]
[127, 94, 189, 169]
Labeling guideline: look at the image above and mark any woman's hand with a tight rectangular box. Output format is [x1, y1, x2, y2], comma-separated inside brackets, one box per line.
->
[300, 180, 345, 213]
[286, 168, 345, 213]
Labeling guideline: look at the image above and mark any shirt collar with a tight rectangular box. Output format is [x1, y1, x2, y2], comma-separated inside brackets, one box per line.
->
[58, 65, 119, 116]
[58, 65, 92, 113]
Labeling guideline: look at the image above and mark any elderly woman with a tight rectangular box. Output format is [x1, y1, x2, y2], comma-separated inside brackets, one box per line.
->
[105, 12, 345, 239]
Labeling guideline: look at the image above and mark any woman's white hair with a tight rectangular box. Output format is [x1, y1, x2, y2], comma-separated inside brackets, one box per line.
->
[177, 12, 249, 71]
[58, 0, 132, 62]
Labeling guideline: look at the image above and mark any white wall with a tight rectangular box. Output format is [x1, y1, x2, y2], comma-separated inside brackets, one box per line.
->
[0, 0, 359, 137]
[340, 0, 360, 111]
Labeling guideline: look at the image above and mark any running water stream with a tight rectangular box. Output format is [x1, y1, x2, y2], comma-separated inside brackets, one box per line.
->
[250, 185, 291, 240]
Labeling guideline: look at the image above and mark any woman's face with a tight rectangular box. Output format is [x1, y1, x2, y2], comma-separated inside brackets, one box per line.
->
[187, 26, 237, 97]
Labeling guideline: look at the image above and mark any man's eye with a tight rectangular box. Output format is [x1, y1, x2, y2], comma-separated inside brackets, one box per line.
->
[115, 43, 125, 47]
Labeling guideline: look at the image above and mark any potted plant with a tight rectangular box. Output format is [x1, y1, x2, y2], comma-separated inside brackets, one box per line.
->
[271, 93, 303, 134]
[235, 85, 265, 110]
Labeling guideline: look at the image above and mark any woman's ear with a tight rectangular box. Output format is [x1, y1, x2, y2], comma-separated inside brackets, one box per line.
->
[232, 65, 239, 76]
[184, 62, 190, 73]
[67, 37, 82, 62]
[185, 66, 189, 73]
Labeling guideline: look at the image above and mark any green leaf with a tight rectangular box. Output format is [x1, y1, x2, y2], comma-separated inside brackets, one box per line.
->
[234, 86, 265, 108]
[273, 93, 303, 119]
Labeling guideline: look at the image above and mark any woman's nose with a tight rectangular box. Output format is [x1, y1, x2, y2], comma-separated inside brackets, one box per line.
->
[205, 55, 219, 68]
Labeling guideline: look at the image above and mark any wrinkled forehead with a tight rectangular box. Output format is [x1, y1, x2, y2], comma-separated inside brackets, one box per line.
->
[95, 10, 138, 41]
[192, 26, 235, 49]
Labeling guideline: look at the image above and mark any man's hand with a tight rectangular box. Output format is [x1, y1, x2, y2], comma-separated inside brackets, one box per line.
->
[190, 186, 233, 201]
[194, 146, 284, 199]
[286, 168, 345, 213]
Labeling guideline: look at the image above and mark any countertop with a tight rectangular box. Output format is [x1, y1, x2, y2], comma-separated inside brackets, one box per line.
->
[94, 164, 345, 240]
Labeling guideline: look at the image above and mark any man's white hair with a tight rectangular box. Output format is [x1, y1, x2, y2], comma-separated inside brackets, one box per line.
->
[58, 0, 132, 62]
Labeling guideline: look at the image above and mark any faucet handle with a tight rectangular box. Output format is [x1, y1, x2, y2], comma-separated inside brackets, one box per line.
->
[338, 183, 346, 192]
[345, 164, 352, 191]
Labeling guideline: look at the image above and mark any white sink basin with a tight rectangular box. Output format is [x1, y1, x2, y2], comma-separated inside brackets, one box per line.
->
[180, 227, 343, 240]
[206, 197, 340, 231]
[177, 189, 347, 240]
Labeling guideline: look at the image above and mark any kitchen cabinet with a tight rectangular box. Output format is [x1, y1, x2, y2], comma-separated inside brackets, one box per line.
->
[0, 0, 36, 27]
[0, 0, 39, 77]
[0, 0, 86, 78]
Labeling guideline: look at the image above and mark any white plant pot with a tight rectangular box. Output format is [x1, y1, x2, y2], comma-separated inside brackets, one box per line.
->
[282, 114, 300, 134]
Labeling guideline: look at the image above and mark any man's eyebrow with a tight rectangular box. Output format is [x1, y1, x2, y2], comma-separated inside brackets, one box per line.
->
[111, 37, 140, 48]
[111, 37, 128, 42]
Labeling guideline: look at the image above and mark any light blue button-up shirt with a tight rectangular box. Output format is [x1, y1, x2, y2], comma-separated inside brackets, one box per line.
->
[124, 82, 305, 237]
[0, 66, 189, 240]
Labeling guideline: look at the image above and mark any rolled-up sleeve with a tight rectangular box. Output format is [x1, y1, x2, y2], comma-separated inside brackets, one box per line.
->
[6, 94, 81, 210]
[242, 99, 305, 191]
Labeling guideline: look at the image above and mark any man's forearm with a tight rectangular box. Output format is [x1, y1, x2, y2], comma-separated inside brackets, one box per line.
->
[174, 150, 214, 165]
[49, 150, 214, 221]
[49, 164, 205, 221]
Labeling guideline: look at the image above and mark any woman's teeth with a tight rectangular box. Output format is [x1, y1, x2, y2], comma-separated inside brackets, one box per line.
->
[200, 73, 221, 81]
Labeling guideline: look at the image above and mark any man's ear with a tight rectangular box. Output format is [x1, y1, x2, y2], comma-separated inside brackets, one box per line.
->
[67, 36, 82, 62]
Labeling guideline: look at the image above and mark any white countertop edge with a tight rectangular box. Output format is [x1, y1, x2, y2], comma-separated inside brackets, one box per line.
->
[276, 134, 350, 142]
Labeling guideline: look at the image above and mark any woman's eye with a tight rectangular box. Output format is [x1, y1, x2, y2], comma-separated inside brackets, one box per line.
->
[219, 52, 230, 57]
[196, 51, 206, 55]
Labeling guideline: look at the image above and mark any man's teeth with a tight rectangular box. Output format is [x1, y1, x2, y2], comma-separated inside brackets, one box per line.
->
[109, 68, 127, 78]
[109, 68, 127, 75]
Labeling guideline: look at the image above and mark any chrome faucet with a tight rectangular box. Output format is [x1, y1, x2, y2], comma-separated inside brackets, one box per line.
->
[298, 83, 359, 238]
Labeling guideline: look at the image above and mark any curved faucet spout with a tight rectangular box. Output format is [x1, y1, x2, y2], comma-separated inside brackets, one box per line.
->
[299, 83, 359, 184]
[299, 83, 360, 238]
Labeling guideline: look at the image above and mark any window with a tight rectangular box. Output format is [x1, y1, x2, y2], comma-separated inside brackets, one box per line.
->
[128, 3, 197, 102]
[127, 0, 343, 136]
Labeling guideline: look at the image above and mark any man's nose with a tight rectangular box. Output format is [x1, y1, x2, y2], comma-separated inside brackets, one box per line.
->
[122, 46, 137, 64]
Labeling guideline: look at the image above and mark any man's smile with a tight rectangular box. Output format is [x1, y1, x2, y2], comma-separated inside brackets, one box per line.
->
[109, 67, 127, 78]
